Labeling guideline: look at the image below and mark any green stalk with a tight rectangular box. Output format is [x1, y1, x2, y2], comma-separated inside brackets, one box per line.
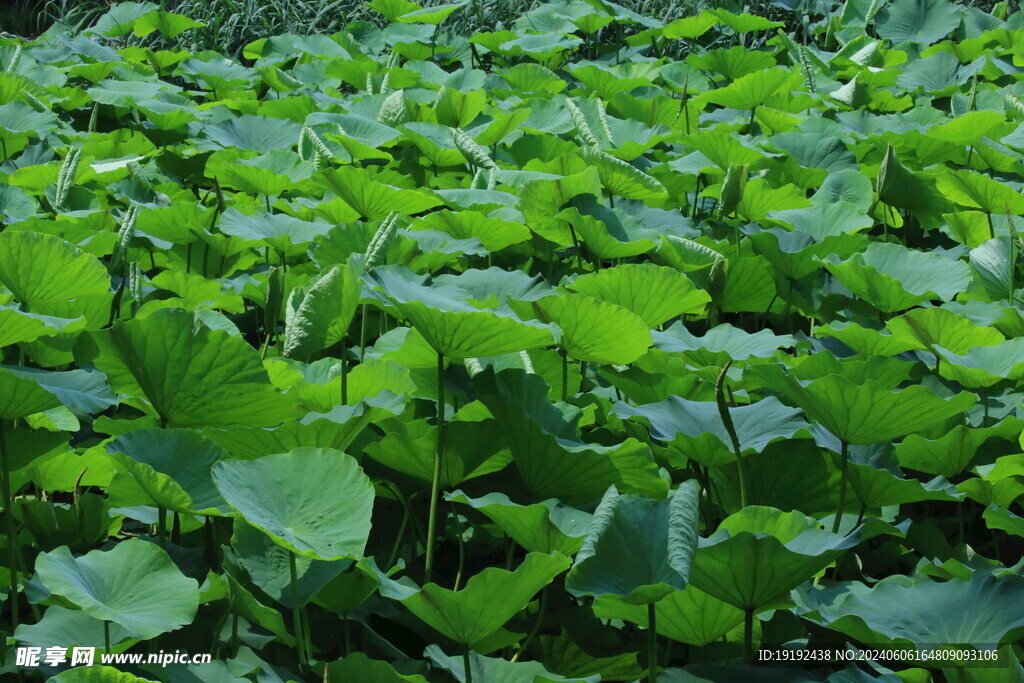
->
[424, 352, 446, 584]
[464, 648, 474, 683]
[104, 621, 111, 654]
[560, 347, 569, 402]
[831, 440, 850, 534]
[289, 552, 306, 667]
[511, 587, 548, 663]
[715, 362, 748, 509]
[0, 421, 17, 630]
[359, 303, 368, 362]
[743, 608, 754, 665]
[647, 603, 658, 683]
[157, 506, 166, 547]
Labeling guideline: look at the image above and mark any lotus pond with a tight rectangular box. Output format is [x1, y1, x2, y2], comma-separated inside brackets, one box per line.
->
[1, 0, 1024, 681]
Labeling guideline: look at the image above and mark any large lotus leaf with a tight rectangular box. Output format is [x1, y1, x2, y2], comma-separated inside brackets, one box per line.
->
[652, 322, 794, 366]
[446, 490, 592, 556]
[884, 307, 1004, 356]
[768, 202, 873, 241]
[579, 147, 666, 201]
[313, 166, 442, 220]
[413, 210, 530, 251]
[14, 605, 135, 659]
[0, 231, 112, 326]
[699, 68, 797, 111]
[616, 395, 810, 467]
[718, 256, 777, 313]
[213, 447, 374, 561]
[793, 572, 1024, 649]
[746, 364, 975, 445]
[0, 368, 68, 421]
[35, 539, 199, 639]
[192, 115, 301, 152]
[371, 552, 570, 647]
[566, 482, 699, 605]
[875, 0, 963, 45]
[364, 418, 511, 487]
[0, 307, 85, 348]
[367, 267, 555, 359]
[0, 366, 115, 417]
[813, 321, 916, 357]
[203, 394, 405, 458]
[556, 203, 660, 260]
[426, 644, 598, 683]
[104, 428, 229, 515]
[283, 259, 361, 359]
[933, 339, 1024, 388]
[325, 653, 429, 683]
[895, 419, 1023, 478]
[937, 169, 1024, 215]
[474, 369, 666, 503]
[819, 242, 971, 312]
[566, 264, 709, 327]
[229, 520, 349, 609]
[218, 209, 333, 252]
[523, 294, 652, 364]
[875, 146, 952, 221]
[844, 444, 959, 508]
[689, 507, 861, 611]
[518, 168, 603, 243]
[928, 111, 1007, 148]
[84, 308, 296, 427]
[49, 667, 158, 683]
[593, 586, 744, 647]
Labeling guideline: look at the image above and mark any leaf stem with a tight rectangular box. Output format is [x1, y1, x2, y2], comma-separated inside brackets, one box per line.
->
[648, 603, 658, 683]
[425, 351, 446, 584]
[464, 648, 474, 683]
[715, 362, 748, 509]
[289, 552, 306, 667]
[743, 608, 754, 666]
[831, 440, 849, 534]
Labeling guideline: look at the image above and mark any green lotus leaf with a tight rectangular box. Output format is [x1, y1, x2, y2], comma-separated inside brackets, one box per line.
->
[0, 184, 35, 224]
[364, 418, 511, 487]
[934, 339, 1024, 387]
[593, 586, 744, 646]
[213, 447, 374, 560]
[35, 539, 199, 639]
[556, 203, 660, 260]
[204, 395, 405, 458]
[367, 267, 556, 359]
[313, 166, 442, 219]
[371, 551, 570, 647]
[653, 322, 794, 365]
[519, 168, 602, 243]
[206, 149, 311, 196]
[875, 0, 963, 45]
[928, 111, 1006, 148]
[970, 237, 1015, 302]
[687, 45, 777, 80]
[50, 667, 157, 683]
[875, 145, 952, 221]
[895, 52, 981, 94]
[0, 101, 59, 139]
[104, 428, 229, 515]
[217, 209, 333, 252]
[0, 231, 112, 327]
[193, 115, 301, 152]
[566, 482, 699, 604]
[0, 365, 114, 417]
[325, 653, 429, 682]
[768, 201, 873, 241]
[813, 321, 916, 357]
[525, 294, 652, 364]
[690, 507, 861, 611]
[567, 264, 709, 327]
[401, 122, 466, 167]
[0, 366, 62, 421]
[812, 169, 875, 212]
[983, 504, 1024, 539]
[412, 210, 530, 251]
[446, 490, 592, 556]
[474, 369, 666, 503]
[699, 68, 798, 111]
[895, 419, 1023, 478]
[819, 242, 971, 312]
[14, 606, 135, 660]
[615, 395, 810, 467]
[283, 259, 361, 359]
[937, 169, 1024, 215]
[84, 308, 297, 427]
[579, 147, 666, 201]
[133, 9, 204, 38]
[229, 519, 350, 608]
[718, 255, 778, 313]
[426, 643, 598, 683]
[793, 571, 1024, 649]
[844, 443, 959, 508]
[746, 363, 975, 444]
[707, 8, 783, 32]
[885, 307, 1003, 358]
